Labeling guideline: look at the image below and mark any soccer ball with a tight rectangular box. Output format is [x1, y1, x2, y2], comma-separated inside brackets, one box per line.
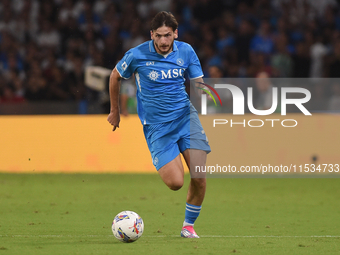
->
[112, 211, 144, 243]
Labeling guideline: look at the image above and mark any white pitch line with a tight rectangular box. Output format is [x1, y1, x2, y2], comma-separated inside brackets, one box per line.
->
[1, 235, 340, 238]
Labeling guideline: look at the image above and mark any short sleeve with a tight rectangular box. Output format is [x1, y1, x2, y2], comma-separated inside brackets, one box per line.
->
[115, 51, 136, 79]
[187, 46, 204, 80]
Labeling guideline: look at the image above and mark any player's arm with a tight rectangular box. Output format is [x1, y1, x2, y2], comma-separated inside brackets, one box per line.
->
[193, 76, 204, 85]
[193, 76, 204, 94]
[193, 76, 208, 95]
[107, 51, 135, 130]
[107, 68, 122, 131]
[193, 77, 213, 101]
[186, 45, 207, 96]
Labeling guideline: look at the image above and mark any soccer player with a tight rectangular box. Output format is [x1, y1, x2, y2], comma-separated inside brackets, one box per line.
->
[107, 11, 211, 238]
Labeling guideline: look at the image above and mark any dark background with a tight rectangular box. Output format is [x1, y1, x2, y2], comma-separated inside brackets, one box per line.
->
[1, 0, 340, 113]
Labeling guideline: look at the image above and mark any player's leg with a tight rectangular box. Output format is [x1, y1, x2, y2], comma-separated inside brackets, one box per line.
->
[158, 154, 184, 191]
[179, 149, 206, 238]
[178, 105, 210, 238]
[143, 121, 185, 191]
[182, 149, 206, 206]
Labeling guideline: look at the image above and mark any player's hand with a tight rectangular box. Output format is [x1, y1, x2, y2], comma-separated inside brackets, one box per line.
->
[195, 81, 213, 101]
[195, 85, 214, 101]
[207, 93, 214, 102]
[107, 111, 120, 131]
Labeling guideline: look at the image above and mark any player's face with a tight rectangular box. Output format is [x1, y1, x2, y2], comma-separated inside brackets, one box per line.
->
[151, 26, 178, 55]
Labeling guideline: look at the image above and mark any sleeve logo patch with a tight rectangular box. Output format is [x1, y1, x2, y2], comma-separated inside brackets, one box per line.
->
[122, 62, 127, 71]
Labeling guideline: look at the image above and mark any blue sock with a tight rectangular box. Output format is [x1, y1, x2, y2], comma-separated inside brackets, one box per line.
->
[183, 203, 202, 227]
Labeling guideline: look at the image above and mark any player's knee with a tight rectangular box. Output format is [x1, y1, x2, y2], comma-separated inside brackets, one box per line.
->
[191, 178, 206, 189]
[168, 179, 184, 191]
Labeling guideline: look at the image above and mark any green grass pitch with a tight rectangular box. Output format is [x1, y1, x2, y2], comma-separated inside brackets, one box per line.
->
[0, 174, 339, 255]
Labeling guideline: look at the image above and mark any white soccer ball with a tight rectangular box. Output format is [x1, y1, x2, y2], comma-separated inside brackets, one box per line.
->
[112, 211, 144, 243]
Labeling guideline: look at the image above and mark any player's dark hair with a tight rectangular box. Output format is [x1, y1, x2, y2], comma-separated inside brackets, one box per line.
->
[151, 11, 178, 32]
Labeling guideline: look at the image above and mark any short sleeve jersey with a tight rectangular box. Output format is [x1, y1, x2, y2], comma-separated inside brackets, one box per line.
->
[115, 40, 203, 125]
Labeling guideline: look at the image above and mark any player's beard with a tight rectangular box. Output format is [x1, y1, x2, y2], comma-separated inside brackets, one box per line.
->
[154, 40, 174, 55]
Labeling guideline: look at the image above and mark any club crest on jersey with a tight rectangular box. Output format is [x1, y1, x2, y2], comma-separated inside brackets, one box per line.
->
[176, 58, 184, 66]
[148, 70, 159, 81]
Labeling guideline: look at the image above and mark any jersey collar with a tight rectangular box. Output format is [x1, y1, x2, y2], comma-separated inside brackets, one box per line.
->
[149, 40, 178, 54]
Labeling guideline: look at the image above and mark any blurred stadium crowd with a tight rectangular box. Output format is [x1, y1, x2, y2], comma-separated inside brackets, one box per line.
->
[1, 0, 340, 107]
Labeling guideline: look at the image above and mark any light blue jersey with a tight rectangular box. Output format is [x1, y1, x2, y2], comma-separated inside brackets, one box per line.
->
[116, 40, 203, 125]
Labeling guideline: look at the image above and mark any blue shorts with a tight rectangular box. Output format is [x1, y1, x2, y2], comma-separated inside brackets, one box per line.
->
[143, 105, 211, 170]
